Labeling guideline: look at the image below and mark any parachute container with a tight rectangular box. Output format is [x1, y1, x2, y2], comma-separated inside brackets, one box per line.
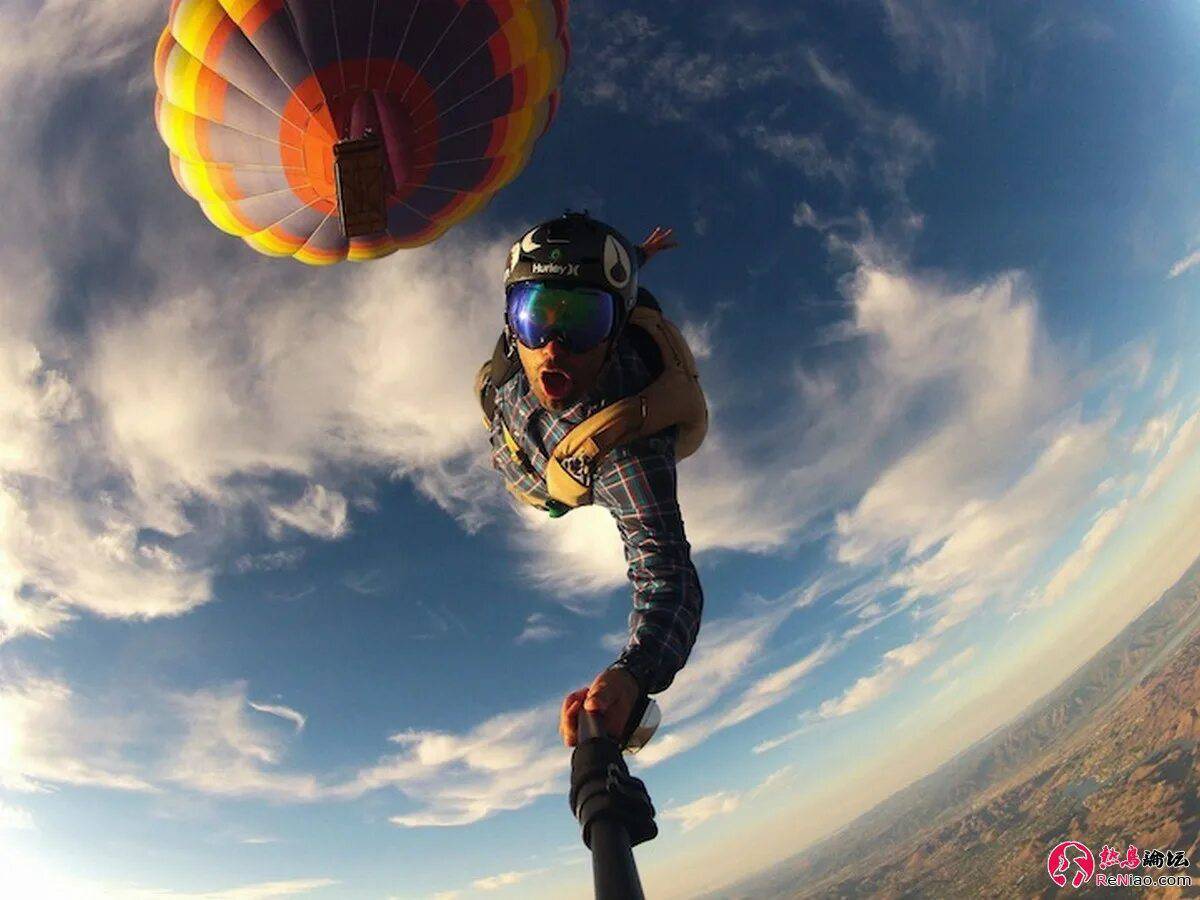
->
[153, 0, 571, 264]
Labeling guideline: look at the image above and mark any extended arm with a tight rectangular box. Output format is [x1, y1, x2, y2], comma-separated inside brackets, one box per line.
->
[593, 432, 703, 695]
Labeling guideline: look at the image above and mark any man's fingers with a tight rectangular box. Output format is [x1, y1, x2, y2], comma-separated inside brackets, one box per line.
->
[560, 690, 588, 746]
[561, 687, 587, 714]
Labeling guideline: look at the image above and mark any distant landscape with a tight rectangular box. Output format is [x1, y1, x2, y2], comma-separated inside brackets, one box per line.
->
[709, 555, 1200, 899]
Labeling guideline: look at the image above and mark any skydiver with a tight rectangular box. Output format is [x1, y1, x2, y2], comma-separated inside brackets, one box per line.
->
[474, 213, 707, 748]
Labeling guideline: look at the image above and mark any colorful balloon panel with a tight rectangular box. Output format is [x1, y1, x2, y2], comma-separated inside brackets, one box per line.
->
[153, 0, 571, 264]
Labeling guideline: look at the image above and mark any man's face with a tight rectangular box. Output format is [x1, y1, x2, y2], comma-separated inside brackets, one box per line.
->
[517, 337, 608, 411]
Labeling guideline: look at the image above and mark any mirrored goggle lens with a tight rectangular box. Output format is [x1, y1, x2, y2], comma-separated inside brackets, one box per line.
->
[506, 283, 615, 352]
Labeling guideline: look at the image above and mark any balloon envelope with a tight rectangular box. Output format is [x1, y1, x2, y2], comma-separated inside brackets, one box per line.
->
[154, 0, 570, 264]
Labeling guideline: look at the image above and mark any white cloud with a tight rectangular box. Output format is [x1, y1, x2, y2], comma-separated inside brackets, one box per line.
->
[662, 765, 795, 833]
[268, 487, 348, 540]
[1167, 247, 1200, 279]
[331, 703, 567, 828]
[815, 636, 937, 720]
[747, 765, 795, 799]
[165, 685, 320, 801]
[1032, 500, 1131, 609]
[1133, 408, 1179, 456]
[471, 869, 549, 892]
[515, 613, 562, 645]
[887, 414, 1115, 632]
[1138, 410, 1200, 500]
[248, 702, 307, 733]
[637, 617, 838, 766]
[662, 790, 741, 832]
[0, 673, 155, 794]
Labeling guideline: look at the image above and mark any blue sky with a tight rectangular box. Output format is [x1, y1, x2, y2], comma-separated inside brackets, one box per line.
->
[3, 1, 1200, 898]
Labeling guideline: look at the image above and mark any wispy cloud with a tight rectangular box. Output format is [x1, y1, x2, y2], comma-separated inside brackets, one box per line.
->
[572, 9, 792, 123]
[1031, 500, 1131, 609]
[268, 487, 349, 541]
[1133, 408, 1180, 456]
[638, 614, 838, 766]
[234, 549, 304, 575]
[925, 647, 977, 683]
[880, 0, 995, 100]
[515, 613, 563, 645]
[165, 685, 320, 801]
[662, 766, 795, 832]
[1167, 248, 1200, 279]
[805, 51, 936, 199]
[815, 636, 938, 719]
[662, 790, 742, 832]
[471, 869, 550, 891]
[1138, 410, 1200, 500]
[743, 126, 854, 185]
[330, 703, 567, 827]
[248, 702, 307, 733]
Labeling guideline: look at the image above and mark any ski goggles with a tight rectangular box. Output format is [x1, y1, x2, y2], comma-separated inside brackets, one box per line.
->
[506, 282, 617, 353]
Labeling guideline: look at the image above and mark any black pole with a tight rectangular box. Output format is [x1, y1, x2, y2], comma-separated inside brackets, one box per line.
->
[589, 818, 645, 900]
[570, 711, 657, 900]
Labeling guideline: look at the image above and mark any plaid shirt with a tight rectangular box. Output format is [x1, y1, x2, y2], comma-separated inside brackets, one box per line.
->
[486, 336, 703, 695]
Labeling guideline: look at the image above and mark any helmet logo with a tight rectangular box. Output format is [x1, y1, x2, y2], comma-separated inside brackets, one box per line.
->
[532, 262, 581, 277]
[520, 229, 543, 253]
[506, 241, 521, 277]
[603, 235, 631, 289]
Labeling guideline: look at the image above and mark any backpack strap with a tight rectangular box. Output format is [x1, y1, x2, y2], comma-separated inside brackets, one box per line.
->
[476, 333, 521, 429]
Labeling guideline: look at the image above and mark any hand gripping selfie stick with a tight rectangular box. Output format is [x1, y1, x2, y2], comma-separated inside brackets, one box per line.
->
[569, 701, 660, 900]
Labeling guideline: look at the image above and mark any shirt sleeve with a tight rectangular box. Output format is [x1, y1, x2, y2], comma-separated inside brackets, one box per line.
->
[592, 429, 704, 695]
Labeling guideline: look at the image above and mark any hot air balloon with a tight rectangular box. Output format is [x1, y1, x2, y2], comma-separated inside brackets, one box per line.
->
[153, 0, 570, 264]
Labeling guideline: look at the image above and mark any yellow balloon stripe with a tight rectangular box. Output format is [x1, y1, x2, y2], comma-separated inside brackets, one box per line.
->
[244, 226, 305, 256]
[159, 40, 210, 118]
[219, 0, 262, 25]
[499, 10, 540, 72]
[170, 0, 230, 66]
[198, 196, 258, 237]
[155, 97, 208, 163]
[172, 157, 227, 203]
[348, 240, 403, 262]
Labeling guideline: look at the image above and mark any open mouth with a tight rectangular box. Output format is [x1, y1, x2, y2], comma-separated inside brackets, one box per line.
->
[540, 369, 573, 399]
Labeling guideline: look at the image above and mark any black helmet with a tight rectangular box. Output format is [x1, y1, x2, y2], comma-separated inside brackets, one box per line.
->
[503, 212, 640, 317]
